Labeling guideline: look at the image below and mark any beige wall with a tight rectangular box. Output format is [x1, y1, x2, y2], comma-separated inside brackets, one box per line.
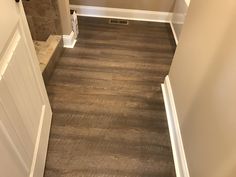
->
[169, 0, 236, 177]
[171, 0, 189, 42]
[69, 0, 175, 12]
[58, 0, 72, 35]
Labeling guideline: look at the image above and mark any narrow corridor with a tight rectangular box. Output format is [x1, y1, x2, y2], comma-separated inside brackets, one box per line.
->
[44, 17, 176, 177]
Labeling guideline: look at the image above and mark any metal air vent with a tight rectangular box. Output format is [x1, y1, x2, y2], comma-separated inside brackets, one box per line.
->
[109, 19, 129, 25]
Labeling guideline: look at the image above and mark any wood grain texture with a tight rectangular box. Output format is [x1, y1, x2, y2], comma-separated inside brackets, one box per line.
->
[44, 17, 176, 177]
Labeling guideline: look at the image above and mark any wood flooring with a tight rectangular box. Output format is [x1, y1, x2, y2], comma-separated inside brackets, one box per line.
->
[44, 17, 176, 177]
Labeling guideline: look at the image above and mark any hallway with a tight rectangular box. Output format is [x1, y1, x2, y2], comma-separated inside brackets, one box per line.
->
[44, 17, 176, 177]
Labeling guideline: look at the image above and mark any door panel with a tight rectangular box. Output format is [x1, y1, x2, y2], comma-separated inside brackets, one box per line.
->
[0, 121, 28, 177]
[0, 83, 33, 168]
[0, 101, 31, 172]
[1, 28, 43, 142]
[0, 1, 52, 177]
[0, 0, 18, 54]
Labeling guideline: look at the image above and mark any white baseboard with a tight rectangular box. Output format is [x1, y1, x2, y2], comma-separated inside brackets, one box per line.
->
[161, 76, 189, 177]
[63, 31, 77, 48]
[30, 106, 52, 177]
[70, 5, 173, 23]
[170, 22, 179, 45]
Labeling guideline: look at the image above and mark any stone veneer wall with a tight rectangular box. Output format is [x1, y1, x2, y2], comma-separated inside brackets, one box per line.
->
[23, 0, 62, 41]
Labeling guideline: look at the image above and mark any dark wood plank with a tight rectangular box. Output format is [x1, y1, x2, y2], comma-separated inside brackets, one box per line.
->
[44, 16, 176, 177]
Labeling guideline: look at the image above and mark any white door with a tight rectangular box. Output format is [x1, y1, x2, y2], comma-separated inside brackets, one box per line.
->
[0, 0, 52, 177]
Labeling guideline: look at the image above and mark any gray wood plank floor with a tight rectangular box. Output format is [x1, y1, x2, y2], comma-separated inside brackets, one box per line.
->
[44, 16, 176, 177]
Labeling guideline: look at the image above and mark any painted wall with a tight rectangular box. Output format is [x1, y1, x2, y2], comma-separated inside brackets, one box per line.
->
[171, 0, 189, 43]
[169, 0, 236, 176]
[58, 0, 72, 35]
[69, 0, 175, 12]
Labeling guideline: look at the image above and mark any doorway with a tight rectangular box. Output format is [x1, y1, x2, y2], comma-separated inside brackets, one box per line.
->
[22, 0, 64, 83]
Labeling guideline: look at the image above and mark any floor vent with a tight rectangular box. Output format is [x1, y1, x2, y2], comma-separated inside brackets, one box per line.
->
[109, 19, 129, 25]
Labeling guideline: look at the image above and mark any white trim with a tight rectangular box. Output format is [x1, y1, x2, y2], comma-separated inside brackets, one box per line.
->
[63, 31, 77, 48]
[161, 76, 190, 177]
[170, 22, 179, 45]
[70, 5, 173, 23]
